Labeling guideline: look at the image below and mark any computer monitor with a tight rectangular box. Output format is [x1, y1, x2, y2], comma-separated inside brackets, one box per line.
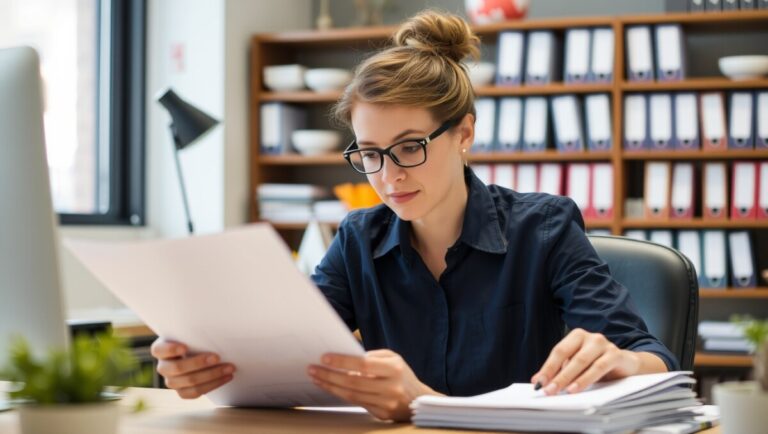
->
[0, 46, 69, 363]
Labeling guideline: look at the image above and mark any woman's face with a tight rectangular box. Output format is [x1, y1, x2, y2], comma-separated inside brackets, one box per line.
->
[350, 102, 474, 222]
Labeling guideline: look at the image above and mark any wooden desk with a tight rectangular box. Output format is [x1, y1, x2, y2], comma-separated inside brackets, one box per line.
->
[0, 384, 721, 434]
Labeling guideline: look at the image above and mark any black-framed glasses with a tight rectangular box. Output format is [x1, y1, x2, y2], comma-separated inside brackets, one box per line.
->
[342, 119, 458, 174]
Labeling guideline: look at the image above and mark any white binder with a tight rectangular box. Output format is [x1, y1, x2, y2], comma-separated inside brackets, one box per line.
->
[585, 94, 612, 151]
[702, 230, 728, 288]
[728, 92, 755, 149]
[758, 92, 768, 148]
[644, 161, 671, 218]
[654, 25, 685, 81]
[567, 163, 591, 214]
[624, 94, 649, 150]
[516, 164, 538, 193]
[473, 98, 497, 152]
[703, 162, 728, 220]
[591, 163, 614, 219]
[472, 164, 493, 185]
[729, 231, 757, 287]
[564, 28, 591, 83]
[625, 26, 655, 82]
[551, 95, 585, 152]
[497, 98, 523, 151]
[494, 164, 516, 190]
[674, 93, 700, 150]
[649, 230, 674, 248]
[525, 31, 556, 85]
[732, 161, 757, 219]
[538, 163, 563, 196]
[759, 161, 768, 218]
[700, 92, 728, 150]
[522, 97, 548, 152]
[649, 93, 674, 150]
[676, 231, 702, 282]
[670, 162, 695, 219]
[497, 31, 525, 86]
[589, 28, 614, 83]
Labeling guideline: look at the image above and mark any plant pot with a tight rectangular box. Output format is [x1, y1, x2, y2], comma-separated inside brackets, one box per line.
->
[713, 381, 768, 434]
[17, 401, 120, 434]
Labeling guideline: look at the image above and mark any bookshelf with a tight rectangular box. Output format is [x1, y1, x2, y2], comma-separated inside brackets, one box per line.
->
[250, 11, 768, 368]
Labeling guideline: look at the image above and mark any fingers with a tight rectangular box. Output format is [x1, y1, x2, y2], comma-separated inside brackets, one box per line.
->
[176, 374, 234, 400]
[545, 338, 606, 395]
[164, 364, 236, 390]
[157, 353, 224, 378]
[311, 376, 382, 407]
[319, 352, 394, 377]
[531, 329, 586, 389]
[566, 349, 623, 394]
[151, 338, 187, 360]
[308, 364, 385, 395]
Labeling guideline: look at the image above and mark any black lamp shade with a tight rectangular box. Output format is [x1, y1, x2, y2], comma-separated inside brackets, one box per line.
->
[157, 88, 219, 149]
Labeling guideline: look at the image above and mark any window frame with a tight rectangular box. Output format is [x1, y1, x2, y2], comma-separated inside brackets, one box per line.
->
[59, 0, 146, 226]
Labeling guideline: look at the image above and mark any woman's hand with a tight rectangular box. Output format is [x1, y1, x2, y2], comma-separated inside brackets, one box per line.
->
[308, 349, 440, 422]
[531, 328, 667, 395]
[150, 338, 236, 399]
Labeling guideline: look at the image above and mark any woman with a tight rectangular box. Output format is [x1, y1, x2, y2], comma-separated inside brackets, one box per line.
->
[151, 10, 676, 423]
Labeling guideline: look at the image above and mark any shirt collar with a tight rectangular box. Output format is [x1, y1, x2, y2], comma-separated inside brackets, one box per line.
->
[372, 166, 508, 260]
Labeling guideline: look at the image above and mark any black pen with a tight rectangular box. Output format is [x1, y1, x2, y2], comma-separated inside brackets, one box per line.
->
[534, 381, 543, 391]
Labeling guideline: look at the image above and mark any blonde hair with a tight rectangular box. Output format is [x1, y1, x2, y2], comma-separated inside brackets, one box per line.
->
[333, 10, 480, 129]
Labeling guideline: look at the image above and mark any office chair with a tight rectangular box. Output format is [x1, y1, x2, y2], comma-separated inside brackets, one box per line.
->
[587, 235, 699, 371]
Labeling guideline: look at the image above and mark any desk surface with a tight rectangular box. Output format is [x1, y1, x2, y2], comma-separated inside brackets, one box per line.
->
[0, 384, 720, 434]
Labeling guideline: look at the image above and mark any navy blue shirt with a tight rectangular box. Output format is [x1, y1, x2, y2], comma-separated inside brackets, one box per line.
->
[311, 168, 678, 397]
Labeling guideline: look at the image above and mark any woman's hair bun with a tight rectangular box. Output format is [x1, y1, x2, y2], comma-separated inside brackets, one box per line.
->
[393, 10, 480, 63]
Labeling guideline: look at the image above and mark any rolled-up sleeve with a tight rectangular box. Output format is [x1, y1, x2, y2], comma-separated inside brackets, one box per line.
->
[543, 196, 679, 371]
[310, 222, 357, 331]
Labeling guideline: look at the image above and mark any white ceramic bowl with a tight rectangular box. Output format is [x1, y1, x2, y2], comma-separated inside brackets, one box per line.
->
[263, 64, 306, 91]
[718, 55, 768, 81]
[467, 62, 496, 87]
[291, 129, 342, 155]
[304, 68, 353, 92]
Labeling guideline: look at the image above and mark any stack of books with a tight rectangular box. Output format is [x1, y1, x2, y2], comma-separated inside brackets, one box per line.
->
[699, 321, 754, 354]
[257, 184, 330, 223]
[412, 372, 703, 434]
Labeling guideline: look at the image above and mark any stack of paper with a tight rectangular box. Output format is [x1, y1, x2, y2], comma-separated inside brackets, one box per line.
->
[412, 372, 701, 434]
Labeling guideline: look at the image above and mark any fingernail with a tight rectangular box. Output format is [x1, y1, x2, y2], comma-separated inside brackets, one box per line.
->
[544, 383, 558, 395]
[175, 346, 186, 356]
[322, 355, 331, 364]
[566, 383, 578, 394]
[223, 365, 235, 375]
[308, 367, 316, 375]
[206, 355, 219, 365]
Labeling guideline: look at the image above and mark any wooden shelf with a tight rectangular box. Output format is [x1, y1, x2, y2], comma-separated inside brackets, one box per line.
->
[700, 288, 768, 299]
[259, 90, 341, 103]
[695, 352, 754, 368]
[622, 78, 768, 92]
[269, 221, 341, 231]
[622, 10, 768, 28]
[469, 150, 613, 163]
[260, 154, 346, 165]
[622, 218, 768, 229]
[475, 83, 614, 96]
[623, 149, 768, 160]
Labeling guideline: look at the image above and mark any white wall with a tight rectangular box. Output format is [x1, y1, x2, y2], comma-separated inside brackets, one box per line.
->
[61, 0, 311, 313]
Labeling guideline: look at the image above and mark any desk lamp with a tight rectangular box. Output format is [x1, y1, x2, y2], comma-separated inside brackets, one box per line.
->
[157, 88, 219, 234]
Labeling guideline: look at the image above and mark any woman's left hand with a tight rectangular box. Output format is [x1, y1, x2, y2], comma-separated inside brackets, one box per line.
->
[531, 328, 665, 395]
[308, 349, 440, 422]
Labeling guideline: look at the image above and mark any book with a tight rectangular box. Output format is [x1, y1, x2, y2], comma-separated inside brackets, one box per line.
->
[412, 371, 701, 434]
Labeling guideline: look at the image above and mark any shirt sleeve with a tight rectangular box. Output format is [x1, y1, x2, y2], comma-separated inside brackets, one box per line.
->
[310, 221, 357, 331]
[543, 196, 680, 371]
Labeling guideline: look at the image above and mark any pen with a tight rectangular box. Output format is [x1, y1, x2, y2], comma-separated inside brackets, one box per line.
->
[534, 381, 543, 391]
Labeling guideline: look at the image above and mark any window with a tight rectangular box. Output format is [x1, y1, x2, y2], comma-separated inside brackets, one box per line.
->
[0, 0, 145, 225]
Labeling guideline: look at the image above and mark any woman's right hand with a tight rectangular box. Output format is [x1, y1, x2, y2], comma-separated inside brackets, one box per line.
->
[150, 338, 236, 399]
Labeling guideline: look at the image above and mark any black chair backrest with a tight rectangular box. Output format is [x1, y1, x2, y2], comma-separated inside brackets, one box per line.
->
[587, 235, 699, 370]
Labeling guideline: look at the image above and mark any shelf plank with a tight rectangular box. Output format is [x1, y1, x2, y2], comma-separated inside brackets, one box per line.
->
[259, 90, 340, 103]
[695, 352, 754, 368]
[622, 149, 768, 160]
[469, 150, 613, 162]
[622, 10, 768, 26]
[622, 218, 768, 229]
[268, 219, 614, 230]
[700, 288, 768, 299]
[622, 78, 768, 92]
[476, 83, 614, 96]
[260, 154, 346, 165]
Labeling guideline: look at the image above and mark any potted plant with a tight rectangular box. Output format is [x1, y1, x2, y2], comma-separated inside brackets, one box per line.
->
[1, 332, 151, 434]
[712, 317, 768, 434]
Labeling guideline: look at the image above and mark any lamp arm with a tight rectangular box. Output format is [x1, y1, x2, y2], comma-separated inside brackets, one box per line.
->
[171, 133, 195, 234]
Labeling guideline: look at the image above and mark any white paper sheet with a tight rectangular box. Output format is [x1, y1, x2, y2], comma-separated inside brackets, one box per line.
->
[65, 224, 364, 408]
